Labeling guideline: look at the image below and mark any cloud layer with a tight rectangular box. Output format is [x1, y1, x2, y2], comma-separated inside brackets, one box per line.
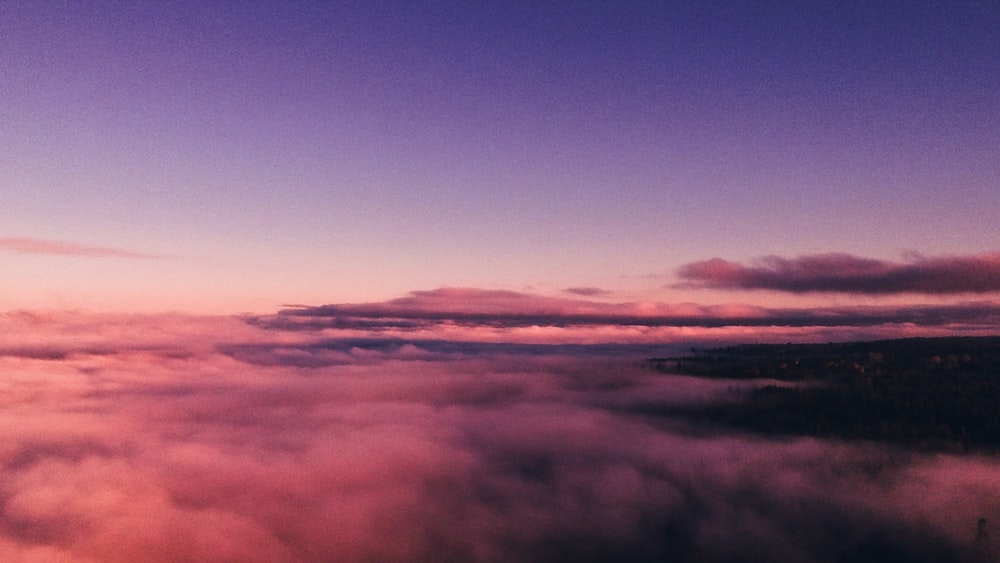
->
[0, 237, 156, 259]
[0, 311, 997, 562]
[252, 288, 1000, 344]
[677, 252, 1000, 294]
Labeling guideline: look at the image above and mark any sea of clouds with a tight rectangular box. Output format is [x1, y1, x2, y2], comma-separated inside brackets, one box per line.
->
[0, 310, 997, 562]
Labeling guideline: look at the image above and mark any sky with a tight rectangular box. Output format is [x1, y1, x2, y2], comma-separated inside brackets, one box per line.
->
[2, 1, 998, 315]
[2, 4, 1000, 561]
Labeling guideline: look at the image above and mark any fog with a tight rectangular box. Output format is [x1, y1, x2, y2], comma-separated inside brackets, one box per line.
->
[0, 312, 997, 562]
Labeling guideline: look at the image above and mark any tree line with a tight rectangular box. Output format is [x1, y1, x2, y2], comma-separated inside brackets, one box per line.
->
[649, 337, 1000, 453]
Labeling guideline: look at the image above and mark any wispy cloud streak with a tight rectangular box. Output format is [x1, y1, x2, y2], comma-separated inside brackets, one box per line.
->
[0, 237, 157, 259]
[676, 252, 1000, 295]
[563, 287, 613, 297]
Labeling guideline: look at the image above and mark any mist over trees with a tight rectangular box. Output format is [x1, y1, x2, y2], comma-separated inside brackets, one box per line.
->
[652, 337, 1000, 453]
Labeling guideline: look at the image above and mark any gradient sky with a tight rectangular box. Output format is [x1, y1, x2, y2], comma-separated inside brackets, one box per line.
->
[3, 5, 1000, 559]
[2, 1, 999, 313]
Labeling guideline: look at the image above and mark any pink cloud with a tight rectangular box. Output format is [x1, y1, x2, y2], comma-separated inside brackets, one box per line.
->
[677, 252, 1000, 294]
[0, 312, 996, 561]
[0, 237, 157, 259]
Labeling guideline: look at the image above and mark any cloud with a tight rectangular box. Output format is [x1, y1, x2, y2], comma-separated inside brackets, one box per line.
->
[676, 252, 1000, 294]
[248, 288, 1000, 338]
[0, 237, 157, 259]
[217, 338, 690, 367]
[563, 287, 613, 297]
[0, 311, 996, 562]
[251, 288, 749, 331]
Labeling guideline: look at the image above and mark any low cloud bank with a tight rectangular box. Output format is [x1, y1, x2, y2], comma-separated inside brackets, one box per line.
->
[252, 288, 1000, 342]
[677, 252, 1000, 295]
[0, 312, 997, 562]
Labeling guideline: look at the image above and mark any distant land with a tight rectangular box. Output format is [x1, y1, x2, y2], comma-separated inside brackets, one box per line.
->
[651, 337, 1000, 454]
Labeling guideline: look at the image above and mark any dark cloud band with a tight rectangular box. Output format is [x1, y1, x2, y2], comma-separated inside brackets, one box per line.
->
[676, 252, 1000, 294]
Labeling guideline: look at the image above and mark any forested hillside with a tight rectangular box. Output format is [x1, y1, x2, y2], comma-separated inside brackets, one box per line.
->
[652, 337, 1000, 453]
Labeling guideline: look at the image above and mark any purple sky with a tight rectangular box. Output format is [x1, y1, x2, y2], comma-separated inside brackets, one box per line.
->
[2, 1, 999, 312]
[3, 6, 1000, 559]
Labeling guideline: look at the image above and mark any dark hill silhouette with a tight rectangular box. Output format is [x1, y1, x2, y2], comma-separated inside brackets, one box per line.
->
[650, 337, 1000, 453]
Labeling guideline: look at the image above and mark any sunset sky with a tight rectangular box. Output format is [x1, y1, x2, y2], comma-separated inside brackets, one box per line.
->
[3, 4, 1000, 561]
[3, 1, 998, 317]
